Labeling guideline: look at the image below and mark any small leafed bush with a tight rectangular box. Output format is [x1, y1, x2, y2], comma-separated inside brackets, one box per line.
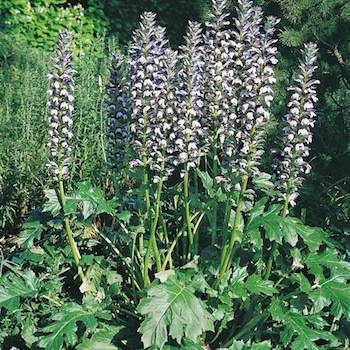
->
[1, 0, 349, 349]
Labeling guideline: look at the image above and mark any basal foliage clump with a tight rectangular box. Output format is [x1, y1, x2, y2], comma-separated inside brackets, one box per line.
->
[1, 0, 350, 349]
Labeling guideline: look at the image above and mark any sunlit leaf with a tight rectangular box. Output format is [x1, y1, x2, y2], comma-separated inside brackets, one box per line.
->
[138, 275, 214, 349]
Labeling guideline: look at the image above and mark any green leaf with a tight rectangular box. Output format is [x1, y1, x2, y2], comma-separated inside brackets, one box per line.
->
[269, 299, 336, 350]
[280, 216, 299, 247]
[305, 249, 350, 276]
[295, 223, 328, 252]
[0, 270, 39, 311]
[38, 303, 98, 350]
[16, 218, 43, 248]
[22, 315, 38, 347]
[251, 341, 271, 350]
[245, 275, 277, 296]
[196, 170, 213, 194]
[246, 204, 283, 245]
[219, 340, 271, 350]
[262, 205, 283, 243]
[293, 273, 312, 293]
[77, 326, 122, 350]
[138, 275, 214, 349]
[252, 172, 275, 195]
[310, 280, 350, 319]
[223, 340, 245, 350]
[245, 198, 268, 249]
[74, 181, 117, 219]
[116, 210, 132, 224]
[43, 189, 61, 217]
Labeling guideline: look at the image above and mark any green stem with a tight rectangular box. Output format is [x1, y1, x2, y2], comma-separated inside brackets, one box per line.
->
[211, 144, 218, 245]
[143, 177, 163, 285]
[218, 174, 249, 280]
[162, 230, 183, 270]
[220, 197, 233, 266]
[139, 157, 151, 278]
[143, 159, 151, 216]
[57, 169, 85, 282]
[183, 167, 193, 259]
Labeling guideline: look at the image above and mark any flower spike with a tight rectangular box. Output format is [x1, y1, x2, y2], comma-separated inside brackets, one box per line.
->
[46, 30, 75, 180]
[276, 43, 320, 206]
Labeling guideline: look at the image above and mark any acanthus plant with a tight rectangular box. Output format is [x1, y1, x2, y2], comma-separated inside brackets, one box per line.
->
[1, 0, 350, 349]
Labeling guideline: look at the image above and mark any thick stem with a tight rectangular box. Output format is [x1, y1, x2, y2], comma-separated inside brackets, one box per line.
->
[218, 174, 249, 280]
[143, 177, 163, 285]
[57, 169, 85, 282]
[183, 167, 193, 259]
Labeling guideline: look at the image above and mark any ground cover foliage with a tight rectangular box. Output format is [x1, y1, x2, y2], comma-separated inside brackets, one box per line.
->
[1, 0, 350, 349]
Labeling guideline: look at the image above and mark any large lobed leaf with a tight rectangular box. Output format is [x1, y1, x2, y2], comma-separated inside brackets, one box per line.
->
[138, 275, 214, 349]
[37, 303, 98, 350]
[269, 299, 336, 350]
[74, 181, 118, 219]
[0, 270, 39, 311]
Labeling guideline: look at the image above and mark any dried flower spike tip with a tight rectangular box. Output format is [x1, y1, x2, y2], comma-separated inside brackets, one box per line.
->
[46, 30, 75, 180]
[106, 53, 130, 173]
[277, 43, 320, 206]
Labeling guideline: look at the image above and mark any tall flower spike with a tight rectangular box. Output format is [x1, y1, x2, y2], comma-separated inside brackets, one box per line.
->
[129, 12, 175, 182]
[46, 30, 74, 180]
[234, 9, 279, 176]
[106, 53, 130, 173]
[276, 43, 319, 207]
[223, 0, 254, 161]
[174, 21, 205, 175]
[203, 0, 235, 148]
[148, 47, 178, 183]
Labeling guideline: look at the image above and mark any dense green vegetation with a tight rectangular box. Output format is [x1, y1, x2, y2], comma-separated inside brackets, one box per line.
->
[0, 1, 349, 349]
